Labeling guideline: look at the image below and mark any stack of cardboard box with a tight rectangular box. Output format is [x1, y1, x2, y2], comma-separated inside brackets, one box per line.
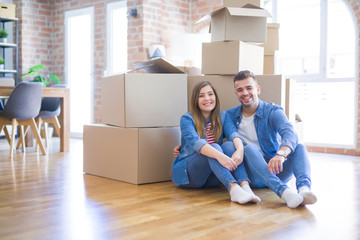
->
[261, 22, 280, 74]
[83, 58, 187, 184]
[198, 1, 268, 76]
[191, 0, 299, 128]
[189, 0, 271, 112]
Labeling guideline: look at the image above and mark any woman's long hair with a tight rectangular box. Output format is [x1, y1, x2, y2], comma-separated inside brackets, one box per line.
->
[190, 81, 222, 142]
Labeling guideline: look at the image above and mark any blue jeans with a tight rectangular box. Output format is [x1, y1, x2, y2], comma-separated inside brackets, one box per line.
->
[180, 141, 249, 191]
[244, 143, 312, 197]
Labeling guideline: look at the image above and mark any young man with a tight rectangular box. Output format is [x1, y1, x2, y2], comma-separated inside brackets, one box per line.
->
[224, 70, 317, 208]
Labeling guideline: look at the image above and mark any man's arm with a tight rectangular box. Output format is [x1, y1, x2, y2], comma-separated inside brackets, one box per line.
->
[267, 108, 297, 174]
[269, 108, 298, 152]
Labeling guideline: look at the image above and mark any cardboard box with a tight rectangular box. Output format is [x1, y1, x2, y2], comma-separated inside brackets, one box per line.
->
[223, 0, 261, 8]
[102, 58, 187, 128]
[255, 74, 286, 114]
[256, 75, 296, 121]
[187, 75, 239, 111]
[260, 23, 280, 51]
[264, 50, 275, 74]
[0, 3, 15, 19]
[197, 4, 271, 43]
[202, 41, 264, 75]
[83, 124, 181, 185]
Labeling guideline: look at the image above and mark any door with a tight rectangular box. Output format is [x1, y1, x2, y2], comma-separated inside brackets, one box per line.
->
[65, 7, 94, 137]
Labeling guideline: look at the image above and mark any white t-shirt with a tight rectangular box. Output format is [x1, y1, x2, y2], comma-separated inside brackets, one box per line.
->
[238, 114, 261, 150]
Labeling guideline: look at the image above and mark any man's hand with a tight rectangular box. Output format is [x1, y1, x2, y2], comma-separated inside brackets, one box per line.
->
[267, 155, 285, 174]
[173, 145, 181, 158]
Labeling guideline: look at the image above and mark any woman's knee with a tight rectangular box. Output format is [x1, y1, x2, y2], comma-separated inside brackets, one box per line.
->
[210, 143, 223, 152]
[221, 141, 235, 156]
[187, 153, 210, 170]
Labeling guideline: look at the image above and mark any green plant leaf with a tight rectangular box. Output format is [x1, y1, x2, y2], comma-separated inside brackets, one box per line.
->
[29, 64, 44, 72]
[48, 74, 60, 84]
[22, 64, 61, 87]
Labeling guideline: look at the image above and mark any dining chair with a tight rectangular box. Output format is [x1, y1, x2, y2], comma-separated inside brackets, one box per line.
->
[35, 84, 66, 150]
[0, 81, 46, 158]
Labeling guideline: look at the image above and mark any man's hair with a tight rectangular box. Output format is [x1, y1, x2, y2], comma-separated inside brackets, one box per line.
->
[234, 70, 257, 84]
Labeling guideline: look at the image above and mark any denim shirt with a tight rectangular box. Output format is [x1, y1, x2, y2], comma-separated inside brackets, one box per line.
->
[225, 100, 298, 160]
[171, 111, 241, 185]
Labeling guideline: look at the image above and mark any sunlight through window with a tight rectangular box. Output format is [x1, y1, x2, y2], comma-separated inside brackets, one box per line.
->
[264, 0, 356, 147]
[107, 1, 128, 75]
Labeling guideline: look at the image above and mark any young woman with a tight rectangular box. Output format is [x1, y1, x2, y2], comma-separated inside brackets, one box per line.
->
[171, 81, 260, 204]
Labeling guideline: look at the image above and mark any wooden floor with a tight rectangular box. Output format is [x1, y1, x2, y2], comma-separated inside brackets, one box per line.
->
[0, 138, 359, 240]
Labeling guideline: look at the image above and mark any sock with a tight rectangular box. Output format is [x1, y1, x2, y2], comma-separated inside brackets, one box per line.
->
[242, 184, 261, 203]
[230, 184, 253, 204]
[299, 186, 317, 205]
[281, 188, 304, 208]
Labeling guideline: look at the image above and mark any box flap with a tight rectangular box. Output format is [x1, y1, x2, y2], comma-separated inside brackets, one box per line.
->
[196, 7, 230, 24]
[227, 6, 271, 17]
[133, 58, 185, 73]
[241, 3, 260, 9]
[196, 5, 271, 24]
[196, 13, 212, 24]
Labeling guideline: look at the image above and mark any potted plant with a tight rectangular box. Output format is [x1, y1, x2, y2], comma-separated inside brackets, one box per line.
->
[21, 64, 61, 87]
[0, 29, 8, 43]
[22, 64, 62, 138]
[0, 58, 4, 70]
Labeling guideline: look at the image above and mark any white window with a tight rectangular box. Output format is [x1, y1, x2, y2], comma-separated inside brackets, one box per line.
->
[106, 1, 128, 75]
[264, 0, 357, 147]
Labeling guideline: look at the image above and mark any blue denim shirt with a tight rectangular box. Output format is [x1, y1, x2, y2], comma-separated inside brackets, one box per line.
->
[225, 100, 298, 160]
[171, 111, 241, 185]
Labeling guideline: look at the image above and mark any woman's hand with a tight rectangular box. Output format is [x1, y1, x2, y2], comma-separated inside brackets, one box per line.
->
[231, 149, 244, 167]
[217, 154, 238, 172]
[199, 144, 237, 171]
[232, 137, 244, 167]
[173, 145, 181, 158]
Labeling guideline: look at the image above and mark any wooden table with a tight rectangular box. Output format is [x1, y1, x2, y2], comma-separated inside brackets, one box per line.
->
[0, 86, 70, 152]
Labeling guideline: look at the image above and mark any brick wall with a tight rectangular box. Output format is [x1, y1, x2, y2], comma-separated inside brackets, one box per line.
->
[190, 0, 222, 32]
[14, 0, 53, 79]
[128, 0, 191, 66]
[11, 0, 360, 155]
